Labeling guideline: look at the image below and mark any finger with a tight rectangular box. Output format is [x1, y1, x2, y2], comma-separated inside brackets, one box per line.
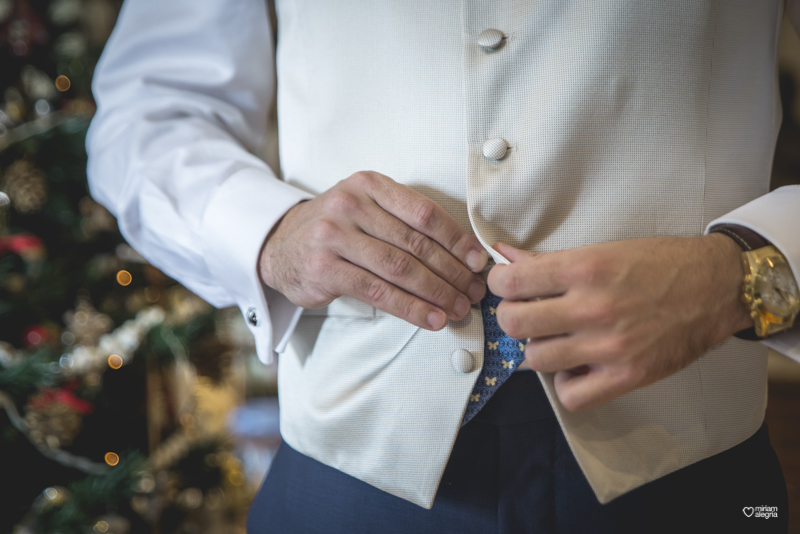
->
[364, 172, 489, 273]
[553, 365, 633, 412]
[338, 231, 473, 321]
[523, 335, 588, 373]
[493, 242, 535, 263]
[331, 260, 449, 331]
[487, 252, 569, 300]
[356, 202, 486, 302]
[495, 297, 577, 340]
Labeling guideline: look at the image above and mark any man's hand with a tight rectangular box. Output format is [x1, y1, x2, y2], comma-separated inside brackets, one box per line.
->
[259, 171, 488, 330]
[487, 235, 754, 411]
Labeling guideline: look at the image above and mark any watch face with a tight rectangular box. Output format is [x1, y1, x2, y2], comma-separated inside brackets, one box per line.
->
[758, 261, 800, 317]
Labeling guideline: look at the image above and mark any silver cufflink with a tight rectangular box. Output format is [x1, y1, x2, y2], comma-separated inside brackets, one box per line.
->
[246, 307, 258, 326]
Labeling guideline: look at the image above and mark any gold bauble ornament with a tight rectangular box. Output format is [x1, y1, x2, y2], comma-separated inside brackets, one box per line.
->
[2, 160, 48, 215]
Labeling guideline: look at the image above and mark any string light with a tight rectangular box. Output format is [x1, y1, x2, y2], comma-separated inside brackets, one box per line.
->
[94, 520, 109, 533]
[116, 270, 132, 286]
[55, 75, 71, 91]
[104, 452, 119, 466]
[107, 354, 123, 369]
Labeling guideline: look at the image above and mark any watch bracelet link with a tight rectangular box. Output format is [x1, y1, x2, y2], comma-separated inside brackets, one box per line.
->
[707, 224, 770, 341]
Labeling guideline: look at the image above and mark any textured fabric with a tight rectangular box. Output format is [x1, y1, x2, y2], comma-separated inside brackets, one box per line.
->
[87, 0, 800, 510]
[461, 289, 527, 426]
[274, 0, 783, 507]
[248, 372, 788, 534]
[278, 304, 483, 507]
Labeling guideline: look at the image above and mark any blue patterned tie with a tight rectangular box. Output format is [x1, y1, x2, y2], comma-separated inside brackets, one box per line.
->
[461, 288, 528, 426]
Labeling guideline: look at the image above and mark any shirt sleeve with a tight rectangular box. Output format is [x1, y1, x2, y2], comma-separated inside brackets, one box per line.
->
[86, 0, 313, 364]
[704, 185, 800, 362]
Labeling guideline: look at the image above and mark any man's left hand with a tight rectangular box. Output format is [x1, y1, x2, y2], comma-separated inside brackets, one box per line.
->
[487, 234, 754, 412]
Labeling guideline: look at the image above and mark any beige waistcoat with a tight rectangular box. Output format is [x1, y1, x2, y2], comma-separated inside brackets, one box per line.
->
[273, 0, 782, 508]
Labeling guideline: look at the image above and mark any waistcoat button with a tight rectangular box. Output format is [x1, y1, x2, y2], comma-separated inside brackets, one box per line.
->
[478, 29, 506, 51]
[482, 138, 509, 161]
[451, 349, 477, 374]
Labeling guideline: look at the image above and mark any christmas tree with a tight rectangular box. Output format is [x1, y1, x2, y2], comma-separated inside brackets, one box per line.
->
[0, 2, 263, 532]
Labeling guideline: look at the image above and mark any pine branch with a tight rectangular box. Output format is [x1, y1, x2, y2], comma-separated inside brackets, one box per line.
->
[35, 452, 145, 534]
[0, 349, 54, 401]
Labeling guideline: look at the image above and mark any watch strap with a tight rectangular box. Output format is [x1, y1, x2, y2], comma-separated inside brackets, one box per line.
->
[708, 224, 771, 341]
[708, 223, 770, 251]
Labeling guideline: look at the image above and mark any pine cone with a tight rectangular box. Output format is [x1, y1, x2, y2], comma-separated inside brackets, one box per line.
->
[2, 160, 48, 214]
[24, 402, 83, 449]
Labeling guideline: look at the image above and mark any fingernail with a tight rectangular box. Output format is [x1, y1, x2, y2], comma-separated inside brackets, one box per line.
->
[427, 310, 447, 329]
[454, 294, 470, 318]
[467, 278, 485, 303]
[466, 249, 489, 272]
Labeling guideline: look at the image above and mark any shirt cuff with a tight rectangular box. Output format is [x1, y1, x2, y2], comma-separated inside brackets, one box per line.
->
[705, 184, 800, 361]
[200, 167, 313, 364]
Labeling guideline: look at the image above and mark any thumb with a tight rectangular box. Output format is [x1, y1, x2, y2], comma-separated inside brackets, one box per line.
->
[493, 242, 537, 263]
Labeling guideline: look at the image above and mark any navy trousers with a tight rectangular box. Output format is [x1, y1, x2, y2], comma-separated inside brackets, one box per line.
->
[248, 371, 788, 533]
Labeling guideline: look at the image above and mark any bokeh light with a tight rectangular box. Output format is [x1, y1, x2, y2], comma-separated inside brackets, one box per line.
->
[107, 354, 123, 369]
[116, 270, 132, 286]
[55, 75, 71, 91]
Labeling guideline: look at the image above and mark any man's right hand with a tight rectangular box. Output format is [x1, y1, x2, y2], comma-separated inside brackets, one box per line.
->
[258, 171, 488, 330]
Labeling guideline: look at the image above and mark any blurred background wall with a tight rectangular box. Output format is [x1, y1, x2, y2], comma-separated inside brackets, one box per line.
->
[765, 14, 800, 534]
[0, 2, 798, 533]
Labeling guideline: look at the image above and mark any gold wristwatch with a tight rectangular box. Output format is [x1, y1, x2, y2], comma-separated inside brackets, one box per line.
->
[711, 224, 800, 339]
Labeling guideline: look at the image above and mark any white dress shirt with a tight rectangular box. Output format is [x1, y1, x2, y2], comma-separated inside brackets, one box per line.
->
[87, 0, 311, 363]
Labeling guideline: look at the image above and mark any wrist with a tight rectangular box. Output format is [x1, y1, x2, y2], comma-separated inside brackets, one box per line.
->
[708, 223, 800, 339]
[258, 200, 309, 290]
[702, 232, 754, 335]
